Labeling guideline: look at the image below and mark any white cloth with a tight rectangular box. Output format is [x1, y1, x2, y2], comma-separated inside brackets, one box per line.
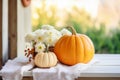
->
[0, 57, 98, 80]
[0, 57, 34, 80]
[33, 59, 97, 80]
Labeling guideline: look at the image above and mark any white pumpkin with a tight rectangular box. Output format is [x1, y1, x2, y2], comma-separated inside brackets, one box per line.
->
[34, 52, 58, 68]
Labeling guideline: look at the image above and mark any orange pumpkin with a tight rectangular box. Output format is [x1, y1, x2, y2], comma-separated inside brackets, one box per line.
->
[54, 26, 95, 66]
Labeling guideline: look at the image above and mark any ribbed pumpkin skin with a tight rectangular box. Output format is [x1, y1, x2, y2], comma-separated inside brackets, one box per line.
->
[54, 34, 94, 66]
[34, 52, 58, 68]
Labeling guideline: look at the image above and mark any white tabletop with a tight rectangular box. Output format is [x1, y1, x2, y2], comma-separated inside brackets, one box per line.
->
[81, 54, 120, 77]
[23, 54, 120, 77]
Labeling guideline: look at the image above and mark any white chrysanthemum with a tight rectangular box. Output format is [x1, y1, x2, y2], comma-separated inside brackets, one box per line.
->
[43, 29, 62, 46]
[44, 29, 62, 37]
[25, 33, 36, 42]
[35, 42, 45, 53]
[34, 29, 46, 43]
[25, 43, 33, 49]
[51, 29, 62, 37]
[60, 28, 72, 36]
[34, 29, 46, 35]
[41, 25, 54, 30]
[44, 37, 55, 46]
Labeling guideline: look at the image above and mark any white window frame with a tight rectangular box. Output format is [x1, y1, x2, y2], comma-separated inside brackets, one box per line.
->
[17, 0, 32, 57]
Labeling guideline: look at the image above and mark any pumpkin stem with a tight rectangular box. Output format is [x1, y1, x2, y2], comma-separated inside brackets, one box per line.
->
[66, 26, 77, 35]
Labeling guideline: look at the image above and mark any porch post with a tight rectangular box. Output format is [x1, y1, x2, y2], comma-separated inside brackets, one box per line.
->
[8, 0, 17, 59]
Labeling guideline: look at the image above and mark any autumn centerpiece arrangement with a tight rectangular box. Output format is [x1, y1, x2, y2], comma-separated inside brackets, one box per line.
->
[24, 25, 94, 68]
[24, 25, 71, 67]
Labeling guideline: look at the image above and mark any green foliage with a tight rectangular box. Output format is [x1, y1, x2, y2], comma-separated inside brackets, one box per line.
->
[85, 24, 120, 53]
[85, 24, 106, 53]
[111, 29, 120, 53]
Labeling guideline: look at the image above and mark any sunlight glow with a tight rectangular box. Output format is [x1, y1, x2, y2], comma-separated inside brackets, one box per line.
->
[33, 13, 39, 19]
[32, 0, 99, 18]
[76, 0, 99, 18]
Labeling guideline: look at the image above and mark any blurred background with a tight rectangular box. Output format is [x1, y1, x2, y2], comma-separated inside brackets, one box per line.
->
[31, 0, 120, 54]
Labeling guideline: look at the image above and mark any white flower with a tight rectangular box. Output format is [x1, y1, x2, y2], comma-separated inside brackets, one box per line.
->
[25, 43, 33, 49]
[44, 29, 62, 37]
[34, 29, 46, 43]
[35, 42, 45, 53]
[60, 28, 72, 36]
[25, 33, 36, 42]
[44, 36, 55, 46]
[34, 29, 46, 35]
[41, 25, 54, 30]
[43, 29, 62, 46]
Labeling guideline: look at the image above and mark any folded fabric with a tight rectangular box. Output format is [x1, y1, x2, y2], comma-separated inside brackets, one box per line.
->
[33, 59, 97, 80]
[0, 57, 98, 80]
[0, 57, 34, 80]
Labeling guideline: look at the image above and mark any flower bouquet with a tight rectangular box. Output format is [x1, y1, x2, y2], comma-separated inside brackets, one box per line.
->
[24, 25, 71, 67]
